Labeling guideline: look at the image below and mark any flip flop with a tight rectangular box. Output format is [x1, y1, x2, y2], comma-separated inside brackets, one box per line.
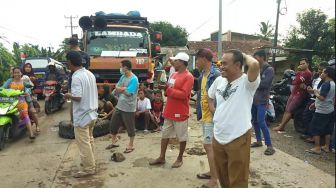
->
[321, 147, 331, 153]
[149, 159, 166, 165]
[196, 173, 211, 179]
[251, 142, 263, 148]
[105, 144, 119, 150]
[171, 161, 183, 168]
[123, 148, 135, 153]
[305, 149, 321, 155]
[264, 147, 276, 155]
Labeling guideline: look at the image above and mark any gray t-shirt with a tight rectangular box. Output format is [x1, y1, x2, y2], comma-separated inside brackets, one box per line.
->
[315, 80, 335, 114]
[115, 74, 139, 112]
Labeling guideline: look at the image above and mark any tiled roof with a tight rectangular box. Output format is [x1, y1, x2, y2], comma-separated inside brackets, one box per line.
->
[187, 40, 272, 56]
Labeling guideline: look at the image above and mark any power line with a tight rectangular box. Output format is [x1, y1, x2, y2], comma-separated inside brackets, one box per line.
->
[64, 15, 78, 36]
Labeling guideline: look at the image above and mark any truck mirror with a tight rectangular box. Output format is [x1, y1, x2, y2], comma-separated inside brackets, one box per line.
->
[152, 43, 161, 55]
[153, 32, 162, 42]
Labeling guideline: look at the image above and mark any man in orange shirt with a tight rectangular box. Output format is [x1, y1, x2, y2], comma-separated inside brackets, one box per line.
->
[149, 52, 194, 168]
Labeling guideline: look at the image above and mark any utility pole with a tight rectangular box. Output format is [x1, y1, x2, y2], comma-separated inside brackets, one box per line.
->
[218, 0, 223, 61]
[65, 15, 78, 36]
[272, 0, 281, 66]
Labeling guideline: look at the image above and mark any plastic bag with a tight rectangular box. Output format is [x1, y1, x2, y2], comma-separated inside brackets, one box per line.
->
[160, 71, 167, 83]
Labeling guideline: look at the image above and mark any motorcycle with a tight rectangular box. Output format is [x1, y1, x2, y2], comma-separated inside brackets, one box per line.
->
[0, 89, 29, 150]
[43, 81, 65, 115]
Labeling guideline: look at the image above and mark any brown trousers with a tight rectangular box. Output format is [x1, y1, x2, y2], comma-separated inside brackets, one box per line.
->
[74, 120, 96, 172]
[212, 130, 251, 188]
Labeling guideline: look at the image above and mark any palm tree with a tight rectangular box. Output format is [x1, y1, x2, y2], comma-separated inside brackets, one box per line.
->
[258, 21, 274, 41]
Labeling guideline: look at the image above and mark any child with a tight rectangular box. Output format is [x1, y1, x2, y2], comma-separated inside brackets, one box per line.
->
[306, 67, 335, 154]
[136, 90, 152, 133]
[150, 90, 164, 132]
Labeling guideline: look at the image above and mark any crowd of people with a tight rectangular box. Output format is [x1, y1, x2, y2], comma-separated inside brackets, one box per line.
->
[1, 39, 335, 187]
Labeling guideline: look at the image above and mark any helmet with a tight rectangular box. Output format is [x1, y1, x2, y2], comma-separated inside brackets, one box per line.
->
[283, 69, 295, 79]
[48, 62, 55, 67]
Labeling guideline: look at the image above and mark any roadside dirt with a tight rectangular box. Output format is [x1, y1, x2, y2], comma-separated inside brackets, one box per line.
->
[0, 101, 334, 188]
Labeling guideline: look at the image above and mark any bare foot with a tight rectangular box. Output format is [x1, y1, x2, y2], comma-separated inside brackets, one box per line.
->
[149, 158, 166, 165]
[272, 125, 284, 131]
[171, 160, 183, 168]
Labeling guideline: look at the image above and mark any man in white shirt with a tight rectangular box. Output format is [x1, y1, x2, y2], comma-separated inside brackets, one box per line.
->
[208, 49, 260, 188]
[136, 90, 152, 133]
[64, 51, 98, 178]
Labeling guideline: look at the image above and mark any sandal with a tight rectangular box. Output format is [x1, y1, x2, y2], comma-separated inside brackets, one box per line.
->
[305, 148, 321, 155]
[251, 142, 263, 148]
[149, 158, 166, 165]
[171, 160, 183, 168]
[105, 144, 119, 150]
[196, 173, 211, 179]
[123, 148, 135, 153]
[29, 135, 36, 140]
[36, 127, 40, 133]
[264, 147, 275, 155]
[321, 146, 331, 153]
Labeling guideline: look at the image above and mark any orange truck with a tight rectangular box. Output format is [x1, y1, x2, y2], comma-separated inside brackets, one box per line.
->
[78, 11, 161, 93]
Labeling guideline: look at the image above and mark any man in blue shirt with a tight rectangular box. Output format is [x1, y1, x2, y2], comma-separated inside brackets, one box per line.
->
[106, 60, 139, 154]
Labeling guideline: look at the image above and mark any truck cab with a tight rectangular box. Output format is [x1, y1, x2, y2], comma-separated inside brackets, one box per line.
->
[79, 11, 161, 93]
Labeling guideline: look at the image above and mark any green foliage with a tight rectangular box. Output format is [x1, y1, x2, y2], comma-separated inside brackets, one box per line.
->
[257, 21, 274, 41]
[284, 9, 335, 60]
[0, 44, 16, 84]
[149, 21, 188, 47]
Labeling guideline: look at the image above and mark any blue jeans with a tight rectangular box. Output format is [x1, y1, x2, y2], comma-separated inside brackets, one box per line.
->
[251, 104, 272, 146]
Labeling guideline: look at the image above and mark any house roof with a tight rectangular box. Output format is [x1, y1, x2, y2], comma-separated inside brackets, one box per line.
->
[187, 40, 272, 57]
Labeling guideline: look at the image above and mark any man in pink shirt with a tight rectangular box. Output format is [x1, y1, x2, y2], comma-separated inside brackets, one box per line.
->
[149, 52, 194, 168]
[273, 58, 312, 131]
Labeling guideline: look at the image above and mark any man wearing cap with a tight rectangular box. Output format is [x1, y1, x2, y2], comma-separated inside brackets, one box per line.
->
[195, 48, 221, 188]
[69, 37, 90, 70]
[150, 52, 194, 168]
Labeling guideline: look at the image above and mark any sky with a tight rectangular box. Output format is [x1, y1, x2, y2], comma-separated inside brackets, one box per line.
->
[0, 0, 335, 51]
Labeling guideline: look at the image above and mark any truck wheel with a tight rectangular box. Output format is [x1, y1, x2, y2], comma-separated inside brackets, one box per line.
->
[93, 119, 110, 138]
[45, 100, 52, 115]
[0, 126, 7, 150]
[293, 105, 306, 134]
[58, 120, 75, 139]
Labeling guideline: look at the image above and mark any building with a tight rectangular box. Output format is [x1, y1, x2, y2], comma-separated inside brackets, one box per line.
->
[204, 30, 266, 42]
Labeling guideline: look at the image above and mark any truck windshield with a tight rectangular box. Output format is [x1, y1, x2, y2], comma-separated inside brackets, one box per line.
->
[87, 29, 149, 56]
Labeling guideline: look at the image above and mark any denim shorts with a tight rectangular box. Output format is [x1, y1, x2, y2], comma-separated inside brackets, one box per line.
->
[202, 122, 214, 144]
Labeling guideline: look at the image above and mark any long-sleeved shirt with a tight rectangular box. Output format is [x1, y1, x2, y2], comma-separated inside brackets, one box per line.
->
[163, 70, 194, 121]
[253, 63, 274, 105]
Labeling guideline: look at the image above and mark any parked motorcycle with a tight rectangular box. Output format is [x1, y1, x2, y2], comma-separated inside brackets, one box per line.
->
[0, 89, 29, 150]
[43, 81, 65, 115]
[269, 70, 294, 121]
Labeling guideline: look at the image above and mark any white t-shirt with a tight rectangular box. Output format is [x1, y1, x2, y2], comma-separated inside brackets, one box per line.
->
[208, 74, 260, 144]
[137, 97, 152, 111]
[169, 66, 176, 79]
[72, 68, 98, 128]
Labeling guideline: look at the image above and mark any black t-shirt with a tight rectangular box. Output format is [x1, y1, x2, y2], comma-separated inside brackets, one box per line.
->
[192, 69, 200, 91]
[78, 51, 90, 69]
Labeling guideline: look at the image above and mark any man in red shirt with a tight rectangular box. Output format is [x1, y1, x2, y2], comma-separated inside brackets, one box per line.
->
[149, 52, 194, 168]
[273, 58, 312, 131]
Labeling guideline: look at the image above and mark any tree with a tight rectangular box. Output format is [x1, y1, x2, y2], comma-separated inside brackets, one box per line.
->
[149, 21, 188, 46]
[257, 21, 274, 41]
[284, 9, 335, 60]
[0, 43, 16, 84]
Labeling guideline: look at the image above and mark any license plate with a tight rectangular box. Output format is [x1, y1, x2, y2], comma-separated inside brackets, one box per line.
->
[0, 97, 15, 103]
[35, 74, 44, 79]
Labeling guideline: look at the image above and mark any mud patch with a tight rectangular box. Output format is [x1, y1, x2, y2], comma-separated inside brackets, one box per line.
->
[132, 157, 151, 167]
[249, 169, 274, 188]
[186, 147, 206, 155]
[72, 177, 105, 188]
